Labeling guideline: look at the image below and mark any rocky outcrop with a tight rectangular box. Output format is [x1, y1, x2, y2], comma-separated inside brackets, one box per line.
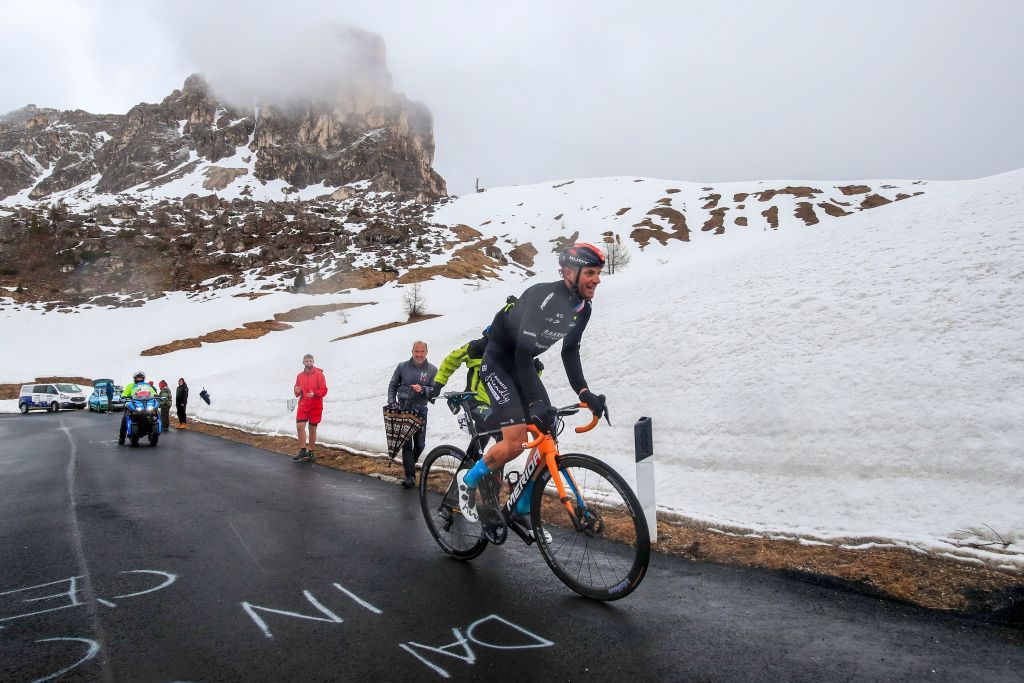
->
[0, 106, 121, 199]
[0, 26, 446, 203]
[0, 186, 467, 305]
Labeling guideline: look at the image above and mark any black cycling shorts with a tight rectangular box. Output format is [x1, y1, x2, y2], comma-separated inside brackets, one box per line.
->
[480, 351, 549, 428]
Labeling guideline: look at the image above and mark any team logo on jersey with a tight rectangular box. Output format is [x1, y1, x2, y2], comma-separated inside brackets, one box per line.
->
[484, 373, 511, 405]
[540, 292, 554, 310]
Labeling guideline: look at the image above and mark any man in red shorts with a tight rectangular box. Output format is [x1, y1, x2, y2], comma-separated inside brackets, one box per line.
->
[293, 353, 328, 462]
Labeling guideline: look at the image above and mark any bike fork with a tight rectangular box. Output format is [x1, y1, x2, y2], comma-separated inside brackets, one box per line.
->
[546, 461, 592, 532]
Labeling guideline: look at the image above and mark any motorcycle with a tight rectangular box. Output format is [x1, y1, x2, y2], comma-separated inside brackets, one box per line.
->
[124, 388, 162, 448]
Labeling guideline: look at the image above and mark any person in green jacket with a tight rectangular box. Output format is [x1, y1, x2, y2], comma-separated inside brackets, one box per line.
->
[157, 380, 172, 433]
[431, 327, 543, 454]
[118, 371, 156, 445]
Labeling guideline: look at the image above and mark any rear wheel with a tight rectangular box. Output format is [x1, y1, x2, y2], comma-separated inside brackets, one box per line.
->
[531, 453, 650, 601]
[419, 445, 488, 560]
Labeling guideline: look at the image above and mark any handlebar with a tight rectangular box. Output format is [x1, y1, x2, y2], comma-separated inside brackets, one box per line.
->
[523, 403, 600, 448]
[574, 403, 601, 434]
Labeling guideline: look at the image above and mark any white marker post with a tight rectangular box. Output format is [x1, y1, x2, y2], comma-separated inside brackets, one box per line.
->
[634, 417, 656, 543]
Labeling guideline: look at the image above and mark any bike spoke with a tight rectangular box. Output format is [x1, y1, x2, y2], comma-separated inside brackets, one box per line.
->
[534, 455, 649, 599]
[419, 447, 486, 559]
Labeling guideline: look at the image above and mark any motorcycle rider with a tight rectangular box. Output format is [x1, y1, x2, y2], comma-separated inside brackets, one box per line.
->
[118, 371, 156, 445]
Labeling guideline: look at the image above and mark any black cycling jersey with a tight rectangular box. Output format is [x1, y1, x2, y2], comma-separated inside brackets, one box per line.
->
[484, 280, 592, 407]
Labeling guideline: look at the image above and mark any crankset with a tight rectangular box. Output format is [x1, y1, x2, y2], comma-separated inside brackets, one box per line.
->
[479, 505, 508, 545]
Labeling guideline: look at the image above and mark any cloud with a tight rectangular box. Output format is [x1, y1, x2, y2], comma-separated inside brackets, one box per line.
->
[167, 21, 396, 109]
[2, 0, 1023, 194]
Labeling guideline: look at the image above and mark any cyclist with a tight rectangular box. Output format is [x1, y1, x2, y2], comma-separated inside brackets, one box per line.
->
[118, 371, 155, 445]
[457, 242, 609, 528]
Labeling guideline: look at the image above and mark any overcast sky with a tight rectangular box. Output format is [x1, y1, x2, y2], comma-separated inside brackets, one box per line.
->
[2, 0, 1022, 194]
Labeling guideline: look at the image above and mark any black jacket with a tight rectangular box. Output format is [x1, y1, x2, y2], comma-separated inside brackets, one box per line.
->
[486, 280, 591, 406]
[388, 358, 438, 412]
[175, 384, 189, 407]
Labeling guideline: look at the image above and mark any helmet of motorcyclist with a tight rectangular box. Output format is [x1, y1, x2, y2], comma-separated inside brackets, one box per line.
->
[133, 371, 146, 382]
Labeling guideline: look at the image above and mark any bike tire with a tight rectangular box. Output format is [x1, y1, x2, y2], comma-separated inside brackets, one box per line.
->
[531, 453, 650, 600]
[419, 445, 488, 560]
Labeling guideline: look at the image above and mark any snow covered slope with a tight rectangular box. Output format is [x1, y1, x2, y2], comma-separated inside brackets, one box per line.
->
[1, 171, 1021, 569]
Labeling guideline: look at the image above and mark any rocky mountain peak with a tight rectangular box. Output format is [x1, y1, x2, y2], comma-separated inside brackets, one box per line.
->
[0, 26, 446, 205]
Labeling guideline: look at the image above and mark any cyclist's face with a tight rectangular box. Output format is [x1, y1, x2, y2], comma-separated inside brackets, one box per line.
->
[567, 266, 602, 300]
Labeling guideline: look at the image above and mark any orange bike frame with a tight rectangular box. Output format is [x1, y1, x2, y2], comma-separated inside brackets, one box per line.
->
[522, 404, 599, 517]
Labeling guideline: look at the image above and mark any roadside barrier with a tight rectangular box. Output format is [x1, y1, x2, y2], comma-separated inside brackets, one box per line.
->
[634, 416, 656, 543]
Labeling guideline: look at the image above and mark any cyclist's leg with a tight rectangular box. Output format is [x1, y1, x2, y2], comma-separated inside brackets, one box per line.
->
[467, 353, 533, 487]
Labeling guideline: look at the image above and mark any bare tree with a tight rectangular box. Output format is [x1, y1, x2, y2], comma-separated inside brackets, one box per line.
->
[604, 234, 632, 274]
[403, 282, 428, 319]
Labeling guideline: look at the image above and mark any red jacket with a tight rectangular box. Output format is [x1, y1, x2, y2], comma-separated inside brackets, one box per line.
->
[294, 367, 328, 404]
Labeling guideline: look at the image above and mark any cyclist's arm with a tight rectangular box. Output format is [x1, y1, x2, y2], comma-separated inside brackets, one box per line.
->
[561, 303, 592, 395]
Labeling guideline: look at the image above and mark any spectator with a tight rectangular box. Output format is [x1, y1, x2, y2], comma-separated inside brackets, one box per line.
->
[175, 378, 189, 429]
[293, 354, 328, 462]
[158, 381, 172, 432]
[387, 341, 438, 488]
[105, 382, 114, 416]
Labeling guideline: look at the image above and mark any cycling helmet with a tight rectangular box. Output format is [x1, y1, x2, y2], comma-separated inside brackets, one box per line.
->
[559, 242, 605, 269]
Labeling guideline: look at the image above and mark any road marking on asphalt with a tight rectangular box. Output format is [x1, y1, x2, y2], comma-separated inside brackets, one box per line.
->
[28, 636, 101, 683]
[241, 590, 344, 639]
[332, 583, 383, 614]
[399, 614, 554, 679]
[0, 570, 179, 623]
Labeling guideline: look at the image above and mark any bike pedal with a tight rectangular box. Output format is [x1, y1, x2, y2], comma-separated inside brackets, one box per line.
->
[479, 506, 507, 545]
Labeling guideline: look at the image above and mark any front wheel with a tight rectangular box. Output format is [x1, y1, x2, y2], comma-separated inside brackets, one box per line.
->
[531, 453, 650, 601]
[419, 445, 488, 560]
[49, 402, 59, 413]
[149, 433, 159, 447]
[19, 402, 28, 414]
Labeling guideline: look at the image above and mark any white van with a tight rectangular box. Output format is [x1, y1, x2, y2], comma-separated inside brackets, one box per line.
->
[18, 383, 89, 413]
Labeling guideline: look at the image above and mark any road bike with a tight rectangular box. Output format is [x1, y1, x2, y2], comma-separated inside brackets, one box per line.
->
[418, 391, 650, 600]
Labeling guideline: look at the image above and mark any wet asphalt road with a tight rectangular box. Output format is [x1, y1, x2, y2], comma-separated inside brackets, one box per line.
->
[0, 410, 1021, 682]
